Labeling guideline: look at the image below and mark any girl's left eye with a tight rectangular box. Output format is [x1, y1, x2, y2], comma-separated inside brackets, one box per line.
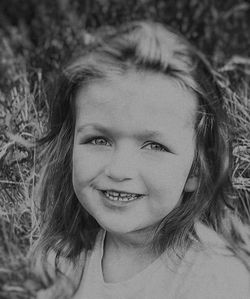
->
[142, 142, 168, 152]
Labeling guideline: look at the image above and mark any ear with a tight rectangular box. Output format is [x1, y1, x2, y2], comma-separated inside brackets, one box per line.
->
[184, 176, 198, 192]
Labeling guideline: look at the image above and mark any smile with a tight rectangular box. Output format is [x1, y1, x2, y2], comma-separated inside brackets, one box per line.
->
[102, 190, 144, 202]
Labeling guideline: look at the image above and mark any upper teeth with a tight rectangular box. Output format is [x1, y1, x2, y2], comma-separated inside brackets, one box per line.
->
[104, 191, 141, 201]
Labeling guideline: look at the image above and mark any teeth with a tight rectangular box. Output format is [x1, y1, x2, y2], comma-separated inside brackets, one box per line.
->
[104, 191, 141, 202]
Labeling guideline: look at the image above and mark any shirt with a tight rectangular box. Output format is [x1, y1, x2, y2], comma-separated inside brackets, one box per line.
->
[72, 224, 250, 299]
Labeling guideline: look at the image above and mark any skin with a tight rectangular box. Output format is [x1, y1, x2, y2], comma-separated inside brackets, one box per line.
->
[72, 71, 198, 282]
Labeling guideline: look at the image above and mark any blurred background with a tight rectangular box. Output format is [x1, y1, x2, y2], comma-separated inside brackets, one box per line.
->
[0, 0, 249, 298]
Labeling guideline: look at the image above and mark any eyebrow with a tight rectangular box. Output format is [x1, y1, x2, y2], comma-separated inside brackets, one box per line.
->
[76, 123, 178, 153]
[76, 123, 165, 140]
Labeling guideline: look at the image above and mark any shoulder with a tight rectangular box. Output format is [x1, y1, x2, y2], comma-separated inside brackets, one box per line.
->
[180, 224, 250, 299]
[194, 249, 250, 299]
[34, 230, 104, 298]
[200, 248, 249, 284]
[33, 249, 88, 299]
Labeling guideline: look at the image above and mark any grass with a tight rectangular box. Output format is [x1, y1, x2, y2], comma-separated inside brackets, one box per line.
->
[0, 38, 46, 297]
[0, 1, 250, 298]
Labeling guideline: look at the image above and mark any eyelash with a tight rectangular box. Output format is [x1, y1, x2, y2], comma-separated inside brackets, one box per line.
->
[84, 137, 169, 152]
[86, 136, 111, 146]
[142, 141, 168, 152]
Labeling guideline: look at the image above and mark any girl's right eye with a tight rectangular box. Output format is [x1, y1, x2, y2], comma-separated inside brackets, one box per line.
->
[86, 137, 111, 146]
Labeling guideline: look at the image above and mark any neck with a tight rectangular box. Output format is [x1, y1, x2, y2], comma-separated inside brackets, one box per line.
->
[104, 227, 158, 260]
[102, 228, 160, 283]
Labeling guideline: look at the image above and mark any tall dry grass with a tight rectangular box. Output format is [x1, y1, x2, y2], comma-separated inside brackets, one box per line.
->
[0, 36, 47, 297]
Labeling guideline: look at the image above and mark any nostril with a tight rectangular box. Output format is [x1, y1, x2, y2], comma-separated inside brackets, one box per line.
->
[104, 166, 132, 181]
[104, 147, 137, 181]
[104, 160, 135, 181]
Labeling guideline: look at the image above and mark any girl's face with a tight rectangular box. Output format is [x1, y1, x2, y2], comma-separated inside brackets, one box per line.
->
[72, 71, 198, 237]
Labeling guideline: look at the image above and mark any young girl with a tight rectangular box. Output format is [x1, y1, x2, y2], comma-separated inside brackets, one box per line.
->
[33, 21, 250, 298]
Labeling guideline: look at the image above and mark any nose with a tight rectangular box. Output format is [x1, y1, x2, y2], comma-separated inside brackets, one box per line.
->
[104, 146, 137, 182]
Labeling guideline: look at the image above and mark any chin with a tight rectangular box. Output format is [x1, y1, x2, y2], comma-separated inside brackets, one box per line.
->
[97, 218, 138, 235]
[102, 223, 133, 235]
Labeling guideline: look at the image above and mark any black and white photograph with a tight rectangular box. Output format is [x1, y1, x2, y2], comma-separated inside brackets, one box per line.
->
[0, 1, 250, 298]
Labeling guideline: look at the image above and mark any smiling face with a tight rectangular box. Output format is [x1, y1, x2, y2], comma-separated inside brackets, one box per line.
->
[72, 71, 198, 237]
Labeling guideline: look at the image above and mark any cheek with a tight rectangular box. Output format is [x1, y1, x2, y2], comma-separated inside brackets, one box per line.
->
[72, 148, 108, 189]
[72, 150, 95, 190]
[144, 157, 193, 199]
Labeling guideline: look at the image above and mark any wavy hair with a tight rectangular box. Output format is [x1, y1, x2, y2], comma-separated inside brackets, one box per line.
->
[33, 21, 236, 283]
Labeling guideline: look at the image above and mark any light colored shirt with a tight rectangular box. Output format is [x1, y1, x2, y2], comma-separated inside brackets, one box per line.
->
[72, 224, 250, 299]
[36, 223, 250, 299]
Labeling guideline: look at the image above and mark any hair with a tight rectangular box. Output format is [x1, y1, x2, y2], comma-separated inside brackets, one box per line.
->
[33, 21, 237, 284]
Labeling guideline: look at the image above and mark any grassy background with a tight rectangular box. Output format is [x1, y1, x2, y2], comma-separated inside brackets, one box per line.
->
[0, 0, 250, 298]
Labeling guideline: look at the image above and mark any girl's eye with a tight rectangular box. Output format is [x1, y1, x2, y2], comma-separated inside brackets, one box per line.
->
[142, 142, 168, 152]
[88, 137, 111, 146]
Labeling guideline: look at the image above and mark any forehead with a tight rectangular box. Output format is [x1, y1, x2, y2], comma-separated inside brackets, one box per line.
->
[74, 71, 198, 130]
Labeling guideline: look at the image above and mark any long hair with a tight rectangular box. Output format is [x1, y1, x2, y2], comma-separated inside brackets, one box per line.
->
[33, 21, 237, 283]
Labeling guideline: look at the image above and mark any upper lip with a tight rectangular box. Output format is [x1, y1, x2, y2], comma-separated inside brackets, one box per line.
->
[98, 189, 145, 196]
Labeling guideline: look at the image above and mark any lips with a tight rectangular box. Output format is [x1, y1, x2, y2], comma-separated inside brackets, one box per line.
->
[101, 189, 144, 202]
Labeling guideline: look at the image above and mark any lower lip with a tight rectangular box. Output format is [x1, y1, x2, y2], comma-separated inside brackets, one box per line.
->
[99, 191, 144, 207]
